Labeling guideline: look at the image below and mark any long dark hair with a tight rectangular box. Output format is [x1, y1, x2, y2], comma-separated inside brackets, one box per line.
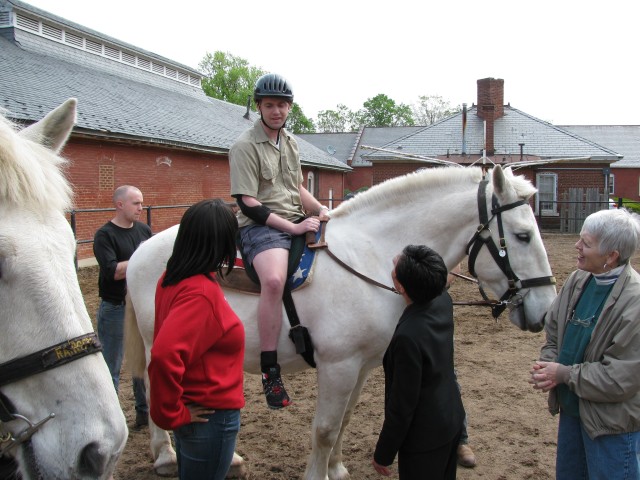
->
[162, 199, 238, 287]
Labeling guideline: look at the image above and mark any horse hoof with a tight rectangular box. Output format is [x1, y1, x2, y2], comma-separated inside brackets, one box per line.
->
[154, 463, 178, 477]
[226, 462, 248, 479]
[226, 453, 247, 479]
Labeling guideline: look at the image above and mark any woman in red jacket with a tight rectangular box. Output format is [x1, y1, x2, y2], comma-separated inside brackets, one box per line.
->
[149, 199, 244, 480]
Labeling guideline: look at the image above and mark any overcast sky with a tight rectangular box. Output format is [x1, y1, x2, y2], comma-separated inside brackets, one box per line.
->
[24, 0, 639, 125]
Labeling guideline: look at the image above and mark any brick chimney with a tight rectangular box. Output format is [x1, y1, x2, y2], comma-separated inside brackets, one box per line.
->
[476, 78, 504, 156]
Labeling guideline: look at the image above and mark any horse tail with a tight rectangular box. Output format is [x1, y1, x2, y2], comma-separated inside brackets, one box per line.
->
[124, 292, 146, 378]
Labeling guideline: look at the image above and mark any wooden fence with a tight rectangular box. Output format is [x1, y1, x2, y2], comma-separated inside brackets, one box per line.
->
[559, 188, 609, 233]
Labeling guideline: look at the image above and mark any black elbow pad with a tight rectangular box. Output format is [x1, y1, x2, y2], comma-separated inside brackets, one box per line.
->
[235, 196, 271, 225]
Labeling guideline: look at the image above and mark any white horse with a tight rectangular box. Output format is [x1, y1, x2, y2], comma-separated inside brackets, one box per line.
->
[125, 165, 557, 479]
[0, 99, 128, 479]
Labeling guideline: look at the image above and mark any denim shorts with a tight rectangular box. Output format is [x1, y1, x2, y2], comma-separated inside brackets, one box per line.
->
[239, 224, 292, 265]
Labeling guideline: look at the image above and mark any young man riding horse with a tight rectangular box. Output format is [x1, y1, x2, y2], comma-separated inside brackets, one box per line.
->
[229, 73, 329, 409]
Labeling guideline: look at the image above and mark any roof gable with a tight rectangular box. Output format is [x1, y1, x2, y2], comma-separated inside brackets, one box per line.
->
[366, 106, 621, 163]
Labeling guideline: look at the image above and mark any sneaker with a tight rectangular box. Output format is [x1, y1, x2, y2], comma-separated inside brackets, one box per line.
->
[457, 444, 476, 468]
[135, 411, 148, 428]
[261, 366, 292, 409]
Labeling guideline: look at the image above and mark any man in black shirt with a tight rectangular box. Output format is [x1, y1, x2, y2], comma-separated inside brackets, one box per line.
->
[94, 185, 151, 427]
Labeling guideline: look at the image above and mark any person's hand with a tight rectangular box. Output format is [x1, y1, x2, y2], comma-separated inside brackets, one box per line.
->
[187, 404, 215, 423]
[529, 361, 560, 392]
[296, 216, 321, 235]
[318, 206, 331, 221]
[371, 458, 392, 476]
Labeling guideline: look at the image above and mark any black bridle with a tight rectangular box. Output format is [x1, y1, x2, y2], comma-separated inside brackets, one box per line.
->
[465, 179, 556, 318]
[0, 332, 102, 462]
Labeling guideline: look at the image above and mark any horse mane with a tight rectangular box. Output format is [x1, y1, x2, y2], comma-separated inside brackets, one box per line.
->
[332, 166, 537, 218]
[332, 167, 482, 218]
[0, 113, 73, 213]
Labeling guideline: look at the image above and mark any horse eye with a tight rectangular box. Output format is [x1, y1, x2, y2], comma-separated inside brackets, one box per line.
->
[516, 233, 531, 243]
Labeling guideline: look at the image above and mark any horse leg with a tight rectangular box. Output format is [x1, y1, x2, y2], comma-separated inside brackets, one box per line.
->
[327, 367, 371, 480]
[304, 361, 361, 480]
[227, 452, 247, 479]
[148, 416, 178, 476]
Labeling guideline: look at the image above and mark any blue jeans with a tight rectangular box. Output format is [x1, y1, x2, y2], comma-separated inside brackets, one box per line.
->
[97, 300, 148, 413]
[173, 410, 240, 480]
[557, 413, 640, 480]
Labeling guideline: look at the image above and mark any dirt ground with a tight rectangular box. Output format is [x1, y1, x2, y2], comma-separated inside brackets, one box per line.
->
[77, 233, 606, 479]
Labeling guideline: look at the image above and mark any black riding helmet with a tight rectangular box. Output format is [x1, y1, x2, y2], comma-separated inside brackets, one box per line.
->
[254, 73, 294, 103]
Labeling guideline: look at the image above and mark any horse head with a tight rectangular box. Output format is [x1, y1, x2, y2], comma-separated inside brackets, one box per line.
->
[0, 99, 127, 479]
[466, 165, 557, 332]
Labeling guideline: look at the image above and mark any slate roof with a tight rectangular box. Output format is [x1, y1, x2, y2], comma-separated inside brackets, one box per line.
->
[364, 106, 622, 163]
[4, 0, 201, 76]
[0, 0, 349, 171]
[297, 132, 359, 165]
[560, 125, 640, 169]
[299, 126, 424, 167]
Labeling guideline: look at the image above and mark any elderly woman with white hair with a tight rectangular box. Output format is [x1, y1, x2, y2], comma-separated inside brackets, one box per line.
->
[530, 208, 640, 480]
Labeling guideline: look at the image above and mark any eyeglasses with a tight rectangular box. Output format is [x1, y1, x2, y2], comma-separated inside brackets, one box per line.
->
[569, 310, 595, 328]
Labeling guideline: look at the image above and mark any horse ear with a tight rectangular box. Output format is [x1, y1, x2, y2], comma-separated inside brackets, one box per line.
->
[492, 164, 515, 198]
[20, 98, 77, 153]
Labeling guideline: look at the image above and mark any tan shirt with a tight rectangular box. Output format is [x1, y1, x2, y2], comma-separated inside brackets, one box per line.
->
[229, 120, 304, 228]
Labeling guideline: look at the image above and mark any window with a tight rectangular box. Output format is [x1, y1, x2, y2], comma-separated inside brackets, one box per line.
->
[307, 172, 315, 196]
[536, 173, 557, 215]
[609, 174, 615, 195]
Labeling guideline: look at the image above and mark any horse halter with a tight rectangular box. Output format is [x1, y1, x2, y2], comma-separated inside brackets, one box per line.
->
[0, 333, 102, 459]
[465, 179, 556, 319]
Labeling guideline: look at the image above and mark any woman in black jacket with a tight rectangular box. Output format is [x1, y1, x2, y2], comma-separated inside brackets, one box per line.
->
[372, 245, 465, 479]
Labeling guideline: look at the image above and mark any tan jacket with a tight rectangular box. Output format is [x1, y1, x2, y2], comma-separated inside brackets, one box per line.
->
[540, 264, 640, 439]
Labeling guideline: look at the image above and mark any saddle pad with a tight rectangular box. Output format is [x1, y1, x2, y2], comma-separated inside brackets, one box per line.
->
[222, 230, 321, 294]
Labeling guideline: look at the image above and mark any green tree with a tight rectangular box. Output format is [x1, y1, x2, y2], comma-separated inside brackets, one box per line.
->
[357, 94, 415, 127]
[287, 103, 315, 133]
[199, 51, 265, 106]
[316, 104, 357, 132]
[412, 95, 460, 125]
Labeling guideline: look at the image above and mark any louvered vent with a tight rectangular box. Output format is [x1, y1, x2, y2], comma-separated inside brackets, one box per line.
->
[42, 23, 62, 40]
[122, 51, 135, 64]
[85, 38, 102, 54]
[137, 57, 150, 70]
[64, 31, 83, 48]
[11, 11, 202, 87]
[16, 14, 38, 32]
[104, 45, 119, 59]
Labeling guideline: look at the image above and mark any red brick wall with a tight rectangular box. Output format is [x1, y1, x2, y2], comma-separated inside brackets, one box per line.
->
[345, 166, 372, 193]
[61, 139, 345, 260]
[311, 168, 345, 206]
[372, 163, 424, 185]
[611, 168, 640, 201]
[64, 139, 233, 260]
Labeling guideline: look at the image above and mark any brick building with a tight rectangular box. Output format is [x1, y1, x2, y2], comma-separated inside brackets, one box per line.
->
[0, 0, 350, 261]
[303, 78, 625, 227]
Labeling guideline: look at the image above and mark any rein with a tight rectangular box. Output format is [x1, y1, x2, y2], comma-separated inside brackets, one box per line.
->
[321, 178, 555, 319]
[0, 332, 102, 458]
[465, 179, 556, 318]
[324, 248, 399, 294]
